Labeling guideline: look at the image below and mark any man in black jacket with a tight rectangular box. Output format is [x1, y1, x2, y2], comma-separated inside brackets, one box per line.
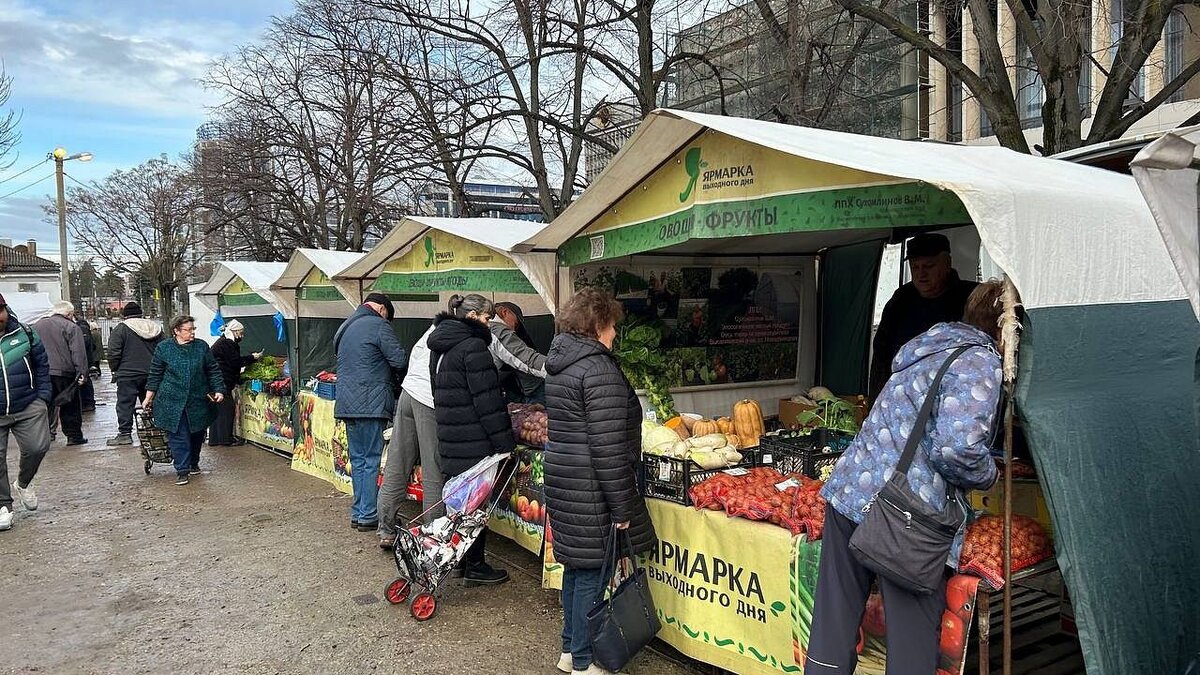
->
[75, 315, 98, 412]
[106, 303, 164, 446]
[869, 233, 977, 403]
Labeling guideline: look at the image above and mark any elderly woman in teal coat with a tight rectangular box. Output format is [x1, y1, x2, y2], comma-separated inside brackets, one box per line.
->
[143, 315, 226, 485]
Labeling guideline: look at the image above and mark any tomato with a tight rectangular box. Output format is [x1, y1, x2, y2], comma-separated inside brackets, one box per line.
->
[944, 577, 973, 616]
[939, 611, 966, 657]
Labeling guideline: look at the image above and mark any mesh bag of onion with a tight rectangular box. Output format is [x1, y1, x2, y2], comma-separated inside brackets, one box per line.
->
[958, 514, 1053, 589]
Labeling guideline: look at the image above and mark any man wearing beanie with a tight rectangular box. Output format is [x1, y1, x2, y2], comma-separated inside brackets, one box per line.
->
[0, 293, 53, 531]
[105, 302, 164, 446]
[34, 301, 90, 445]
[332, 293, 407, 532]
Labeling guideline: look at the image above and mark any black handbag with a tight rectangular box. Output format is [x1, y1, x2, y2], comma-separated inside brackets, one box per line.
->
[587, 526, 661, 672]
[848, 345, 970, 596]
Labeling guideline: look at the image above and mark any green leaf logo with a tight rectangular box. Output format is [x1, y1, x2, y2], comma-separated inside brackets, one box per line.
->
[423, 236, 436, 268]
[679, 147, 705, 202]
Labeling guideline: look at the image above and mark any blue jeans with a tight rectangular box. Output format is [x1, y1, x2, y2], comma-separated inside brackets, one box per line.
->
[562, 565, 607, 670]
[168, 412, 206, 477]
[346, 418, 385, 523]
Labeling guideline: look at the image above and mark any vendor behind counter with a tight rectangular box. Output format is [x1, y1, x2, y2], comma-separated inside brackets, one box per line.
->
[869, 233, 978, 402]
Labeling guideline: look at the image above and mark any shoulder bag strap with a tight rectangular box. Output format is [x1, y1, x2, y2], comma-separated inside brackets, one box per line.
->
[333, 312, 369, 356]
[895, 345, 971, 474]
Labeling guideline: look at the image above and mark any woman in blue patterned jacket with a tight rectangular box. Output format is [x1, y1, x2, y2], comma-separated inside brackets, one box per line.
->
[806, 280, 1005, 675]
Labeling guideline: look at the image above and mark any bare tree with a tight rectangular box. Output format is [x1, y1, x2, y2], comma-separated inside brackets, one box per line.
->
[0, 64, 20, 170]
[832, 0, 1200, 154]
[48, 156, 204, 321]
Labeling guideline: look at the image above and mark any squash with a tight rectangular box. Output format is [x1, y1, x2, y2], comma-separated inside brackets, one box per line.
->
[724, 433, 740, 449]
[664, 416, 690, 440]
[692, 419, 721, 437]
[716, 416, 733, 435]
[732, 399, 765, 448]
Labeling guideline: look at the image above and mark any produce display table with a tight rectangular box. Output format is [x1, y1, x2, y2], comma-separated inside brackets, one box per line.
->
[290, 390, 351, 493]
[235, 388, 296, 456]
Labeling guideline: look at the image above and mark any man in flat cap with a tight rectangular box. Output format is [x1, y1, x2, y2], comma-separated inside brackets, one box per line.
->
[869, 233, 978, 402]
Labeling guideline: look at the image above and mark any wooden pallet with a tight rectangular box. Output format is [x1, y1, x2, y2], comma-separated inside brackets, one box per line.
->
[967, 584, 1085, 675]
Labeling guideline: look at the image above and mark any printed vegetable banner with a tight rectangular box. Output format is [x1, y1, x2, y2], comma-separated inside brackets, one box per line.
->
[489, 447, 549, 556]
[290, 391, 351, 494]
[643, 500, 979, 675]
[236, 389, 296, 455]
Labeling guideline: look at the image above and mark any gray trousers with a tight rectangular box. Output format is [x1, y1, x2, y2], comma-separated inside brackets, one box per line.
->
[0, 399, 51, 510]
[377, 390, 444, 536]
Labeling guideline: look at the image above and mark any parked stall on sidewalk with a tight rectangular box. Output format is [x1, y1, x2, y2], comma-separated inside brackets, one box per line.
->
[195, 262, 293, 455]
[518, 110, 1198, 675]
[268, 249, 364, 491]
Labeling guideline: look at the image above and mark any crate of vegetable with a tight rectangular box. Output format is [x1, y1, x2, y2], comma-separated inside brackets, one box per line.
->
[640, 423, 752, 505]
[958, 514, 1053, 589]
[508, 403, 548, 448]
[757, 428, 854, 480]
[641, 453, 754, 505]
[688, 467, 830, 538]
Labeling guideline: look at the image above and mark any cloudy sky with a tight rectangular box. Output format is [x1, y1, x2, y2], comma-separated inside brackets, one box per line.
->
[0, 0, 293, 256]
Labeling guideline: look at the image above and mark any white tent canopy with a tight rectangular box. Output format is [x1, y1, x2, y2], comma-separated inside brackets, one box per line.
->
[1130, 126, 1200, 321]
[526, 109, 1186, 311]
[335, 216, 558, 313]
[270, 249, 365, 317]
[4, 291, 53, 324]
[195, 262, 290, 318]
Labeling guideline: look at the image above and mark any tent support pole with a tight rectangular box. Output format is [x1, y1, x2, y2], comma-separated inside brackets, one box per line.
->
[999, 275, 1022, 675]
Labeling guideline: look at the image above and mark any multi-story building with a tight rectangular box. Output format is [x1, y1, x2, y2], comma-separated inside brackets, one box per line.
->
[662, 0, 1200, 151]
[414, 182, 547, 221]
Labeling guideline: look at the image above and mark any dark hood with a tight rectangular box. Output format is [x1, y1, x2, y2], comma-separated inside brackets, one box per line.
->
[546, 332, 612, 376]
[3, 311, 19, 332]
[427, 313, 492, 354]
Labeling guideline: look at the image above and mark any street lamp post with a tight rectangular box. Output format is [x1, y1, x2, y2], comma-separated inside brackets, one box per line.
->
[51, 147, 93, 304]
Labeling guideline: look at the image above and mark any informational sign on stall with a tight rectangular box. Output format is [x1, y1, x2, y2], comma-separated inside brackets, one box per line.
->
[373, 229, 538, 295]
[644, 501, 979, 675]
[290, 392, 351, 494]
[236, 390, 296, 455]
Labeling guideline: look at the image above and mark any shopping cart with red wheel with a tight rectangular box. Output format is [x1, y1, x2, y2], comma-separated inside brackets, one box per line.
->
[384, 453, 517, 621]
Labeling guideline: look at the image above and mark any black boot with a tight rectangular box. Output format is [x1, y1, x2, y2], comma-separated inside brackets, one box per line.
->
[463, 561, 509, 586]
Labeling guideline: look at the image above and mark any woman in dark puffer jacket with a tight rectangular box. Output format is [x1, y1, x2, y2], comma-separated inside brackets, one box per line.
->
[544, 288, 656, 675]
[427, 294, 514, 586]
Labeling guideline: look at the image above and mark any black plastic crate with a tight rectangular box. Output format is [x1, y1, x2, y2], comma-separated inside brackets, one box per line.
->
[757, 429, 855, 479]
[641, 452, 756, 505]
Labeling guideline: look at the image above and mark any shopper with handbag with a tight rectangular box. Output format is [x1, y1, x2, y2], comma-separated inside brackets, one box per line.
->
[806, 280, 1005, 674]
[543, 288, 657, 675]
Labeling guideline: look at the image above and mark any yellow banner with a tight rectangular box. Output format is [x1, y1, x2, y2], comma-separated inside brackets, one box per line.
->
[291, 392, 352, 494]
[582, 133, 898, 237]
[236, 389, 296, 454]
[379, 229, 518, 276]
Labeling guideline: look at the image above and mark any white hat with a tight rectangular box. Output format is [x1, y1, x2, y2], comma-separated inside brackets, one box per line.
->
[222, 319, 245, 338]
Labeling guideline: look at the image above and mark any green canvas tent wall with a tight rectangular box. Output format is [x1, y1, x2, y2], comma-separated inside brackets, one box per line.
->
[524, 109, 1200, 675]
[195, 262, 291, 359]
[334, 216, 557, 353]
[270, 249, 364, 382]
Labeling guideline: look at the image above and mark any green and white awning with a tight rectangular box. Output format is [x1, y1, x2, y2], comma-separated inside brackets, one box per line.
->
[195, 262, 290, 319]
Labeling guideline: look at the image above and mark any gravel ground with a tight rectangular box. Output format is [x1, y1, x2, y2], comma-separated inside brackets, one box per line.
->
[0, 373, 697, 675]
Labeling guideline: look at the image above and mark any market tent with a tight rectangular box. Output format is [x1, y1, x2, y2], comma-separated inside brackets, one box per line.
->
[5, 291, 53, 323]
[1129, 126, 1200, 321]
[335, 216, 557, 351]
[270, 249, 364, 381]
[526, 109, 1200, 675]
[195, 262, 290, 358]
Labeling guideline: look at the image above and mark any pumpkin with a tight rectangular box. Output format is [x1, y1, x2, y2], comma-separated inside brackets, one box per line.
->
[664, 416, 690, 440]
[732, 399, 765, 448]
[716, 416, 733, 434]
[692, 419, 721, 437]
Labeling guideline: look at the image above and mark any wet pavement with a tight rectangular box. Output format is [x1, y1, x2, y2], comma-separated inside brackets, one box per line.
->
[0, 373, 696, 675]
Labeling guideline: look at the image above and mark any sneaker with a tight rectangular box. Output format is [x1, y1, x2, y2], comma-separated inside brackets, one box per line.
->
[12, 482, 37, 511]
[463, 562, 509, 586]
[188, 468, 202, 476]
[572, 665, 626, 675]
[175, 475, 190, 486]
[0, 506, 12, 531]
[557, 653, 572, 673]
[106, 434, 133, 446]
[65, 437, 88, 446]
[354, 521, 379, 532]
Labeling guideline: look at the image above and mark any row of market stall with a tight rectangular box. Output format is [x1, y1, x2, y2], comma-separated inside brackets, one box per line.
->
[192, 109, 1198, 675]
